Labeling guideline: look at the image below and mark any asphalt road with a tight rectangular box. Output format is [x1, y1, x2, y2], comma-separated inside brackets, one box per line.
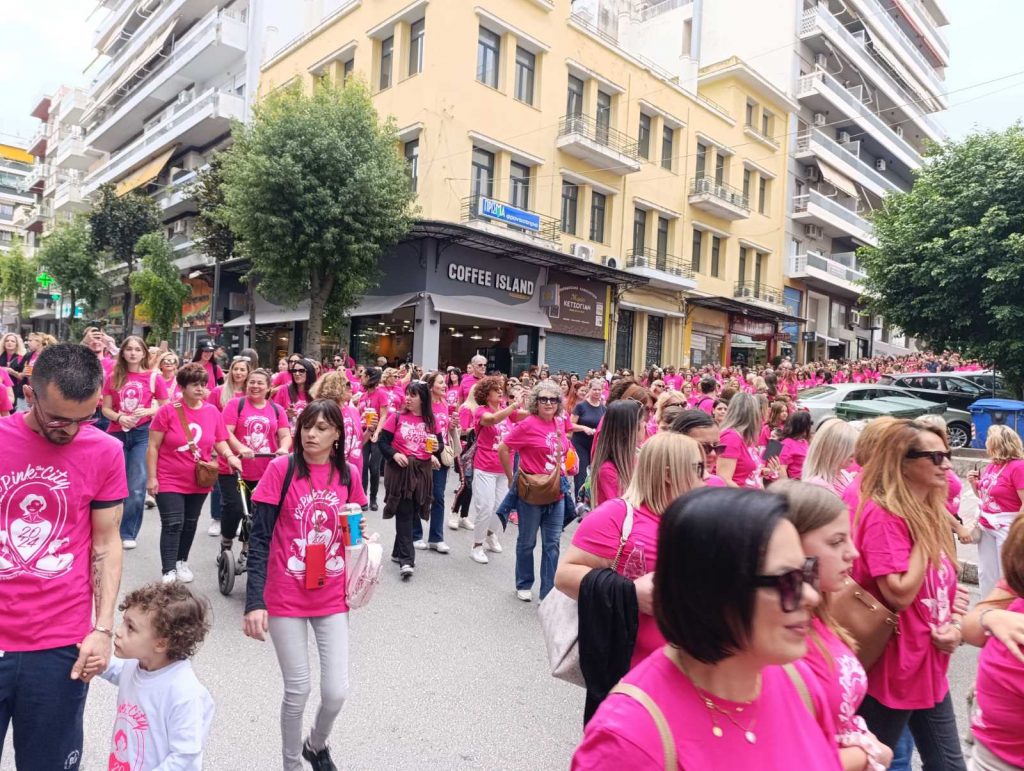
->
[2, 484, 986, 771]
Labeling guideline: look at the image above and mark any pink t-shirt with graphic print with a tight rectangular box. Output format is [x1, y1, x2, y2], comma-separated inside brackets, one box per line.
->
[977, 460, 1024, 514]
[852, 499, 956, 710]
[341, 404, 364, 475]
[502, 414, 571, 476]
[150, 402, 228, 494]
[972, 596, 1024, 768]
[945, 469, 962, 518]
[224, 398, 288, 481]
[358, 387, 391, 427]
[103, 371, 169, 433]
[251, 456, 367, 617]
[382, 411, 432, 461]
[803, 617, 872, 746]
[0, 413, 128, 652]
[720, 427, 764, 488]
[273, 385, 311, 421]
[474, 405, 511, 474]
[573, 498, 664, 668]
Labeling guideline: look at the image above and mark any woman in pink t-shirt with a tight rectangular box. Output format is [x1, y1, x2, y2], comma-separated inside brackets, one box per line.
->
[851, 421, 966, 768]
[573, 487, 840, 770]
[155, 350, 183, 402]
[358, 367, 390, 511]
[779, 411, 812, 481]
[243, 400, 367, 771]
[208, 356, 251, 411]
[718, 393, 771, 489]
[312, 371, 365, 479]
[411, 371, 463, 553]
[147, 363, 241, 584]
[190, 341, 223, 390]
[274, 358, 317, 432]
[588, 400, 646, 507]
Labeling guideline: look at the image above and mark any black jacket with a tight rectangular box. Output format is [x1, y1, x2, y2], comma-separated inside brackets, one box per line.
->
[578, 567, 639, 724]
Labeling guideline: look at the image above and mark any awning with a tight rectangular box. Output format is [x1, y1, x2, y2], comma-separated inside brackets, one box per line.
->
[687, 294, 804, 324]
[115, 145, 176, 196]
[223, 295, 310, 327]
[96, 7, 134, 54]
[429, 293, 551, 329]
[346, 293, 419, 318]
[817, 160, 857, 198]
[92, 19, 177, 110]
[618, 300, 685, 319]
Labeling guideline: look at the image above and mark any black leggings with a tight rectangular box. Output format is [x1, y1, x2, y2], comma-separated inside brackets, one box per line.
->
[391, 499, 417, 567]
[858, 692, 966, 771]
[156, 492, 208, 573]
[218, 474, 253, 544]
[362, 441, 383, 502]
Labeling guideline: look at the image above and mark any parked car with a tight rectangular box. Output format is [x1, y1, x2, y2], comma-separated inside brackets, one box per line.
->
[876, 372, 1010, 411]
[796, 383, 974, 448]
[958, 370, 1014, 398]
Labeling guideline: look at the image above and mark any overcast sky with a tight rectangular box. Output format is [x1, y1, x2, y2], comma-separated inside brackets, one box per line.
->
[0, 0, 1020, 145]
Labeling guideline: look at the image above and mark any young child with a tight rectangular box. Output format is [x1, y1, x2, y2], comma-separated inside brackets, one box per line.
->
[99, 582, 214, 771]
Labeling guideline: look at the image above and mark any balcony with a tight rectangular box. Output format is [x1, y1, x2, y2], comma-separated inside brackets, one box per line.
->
[787, 252, 866, 300]
[52, 134, 102, 172]
[734, 281, 784, 308]
[793, 189, 877, 247]
[53, 179, 89, 214]
[632, 0, 694, 21]
[84, 89, 245, 194]
[849, 0, 947, 96]
[555, 114, 642, 175]
[22, 163, 49, 194]
[23, 204, 53, 234]
[460, 194, 561, 247]
[625, 248, 698, 291]
[688, 175, 750, 220]
[155, 169, 202, 217]
[795, 129, 901, 199]
[56, 89, 91, 125]
[893, 0, 949, 63]
[28, 123, 48, 158]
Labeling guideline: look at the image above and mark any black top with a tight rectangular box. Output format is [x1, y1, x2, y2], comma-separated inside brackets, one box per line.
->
[572, 400, 606, 430]
[0, 352, 25, 400]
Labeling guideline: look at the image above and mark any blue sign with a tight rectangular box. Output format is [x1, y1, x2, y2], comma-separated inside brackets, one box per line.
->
[478, 196, 541, 232]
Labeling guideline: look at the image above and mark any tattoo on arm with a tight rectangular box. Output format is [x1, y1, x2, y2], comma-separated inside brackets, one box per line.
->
[92, 549, 107, 616]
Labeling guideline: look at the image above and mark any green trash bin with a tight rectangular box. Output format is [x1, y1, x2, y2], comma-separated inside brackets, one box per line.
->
[835, 397, 947, 422]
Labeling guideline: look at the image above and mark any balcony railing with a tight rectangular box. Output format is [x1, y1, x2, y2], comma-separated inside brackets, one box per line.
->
[790, 252, 867, 284]
[856, 0, 944, 84]
[558, 114, 641, 160]
[626, 247, 695, 278]
[796, 129, 900, 194]
[460, 195, 561, 243]
[794, 190, 874, 236]
[690, 175, 750, 211]
[734, 281, 783, 306]
[632, 0, 694, 22]
[744, 122, 779, 148]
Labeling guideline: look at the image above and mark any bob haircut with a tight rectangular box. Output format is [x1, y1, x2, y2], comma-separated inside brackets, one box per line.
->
[472, 375, 505, 406]
[292, 399, 351, 486]
[176, 362, 209, 389]
[655, 487, 787, 663]
[781, 410, 813, 441]
[986, 424, 1024, 463]
[623, 432, 705, 515]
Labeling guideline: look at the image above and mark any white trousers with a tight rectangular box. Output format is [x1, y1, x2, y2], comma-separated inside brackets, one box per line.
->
[977, 512, 1018, 597]
[471, 469, 508, 544]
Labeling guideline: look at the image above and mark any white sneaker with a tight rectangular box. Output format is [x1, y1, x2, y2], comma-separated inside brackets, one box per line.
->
[459, 518, 474, 531]
[161, 570, 177, 584]
[122, 539, 137, 550]
[484, 533, 503, 553]
[413, 539, 427, 550]
[145, 495, 156, 509]
[470, 546, 489, 564]
[207, 522, 221, 536]
[175, 561, 194, 583]
[516, 589, 532, 602]
[447, 517, 460, 531]
[400, 564, 415, 580]
[429, 541, 451, 554]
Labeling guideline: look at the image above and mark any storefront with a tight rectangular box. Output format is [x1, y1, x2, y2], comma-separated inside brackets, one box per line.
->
[687, 294, 803, 368]
[611, 287, 686, 372]
[728, 316, 776, 367]
[542, 271, 609, 375]
[685, 306, 729, 368]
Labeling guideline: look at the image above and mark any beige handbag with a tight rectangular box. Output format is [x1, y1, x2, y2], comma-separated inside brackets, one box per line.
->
[830, 577, 900, 670]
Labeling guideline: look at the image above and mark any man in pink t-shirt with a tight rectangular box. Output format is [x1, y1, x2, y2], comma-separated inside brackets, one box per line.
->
[0, 344, 128, 770]
[459, 355, 487, 402]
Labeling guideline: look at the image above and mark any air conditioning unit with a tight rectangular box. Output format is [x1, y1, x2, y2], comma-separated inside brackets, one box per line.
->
[814, 53, 828, 70]
[670, 267, 684, 277]
[875, 158, 887, 172]
[813, 112, 827, 126]
[570, 242, 594, 261]
[632, 254, 648, 267]
[805, 166, 821, 182]
[176, 88, 195, 105]
[851, 311, 864, 325]
[602, 255, 619, 269]
[738, 285, 754, 298]
[893, 125, 904, 138]
[804, 224, 824, 239]
[837, 130, 851, 144]
[171, 220, 187, 235]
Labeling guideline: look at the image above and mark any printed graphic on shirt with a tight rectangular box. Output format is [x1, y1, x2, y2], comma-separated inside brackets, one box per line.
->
[119, 381, 145, 415]
[242, 415, 271, 454]
[286, 488, 346, 579]
[540, 419, 568, 472]
[741, 444, 763, 488]
[175, 422, 202, 454]
[0, 465, 74, 579]
[836, 652, 868, 735]
[109, 701, 148, 771]
[922, 560, 954, 628]
[397, 417, 427, 453]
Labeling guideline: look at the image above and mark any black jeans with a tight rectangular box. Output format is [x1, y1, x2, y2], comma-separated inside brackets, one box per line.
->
[391, 499, 417, 568]
[156, 492, 208, 573]
[362, 441, 383, 502]
[218, 474, 253, 544]
[858, 692, 967, 771]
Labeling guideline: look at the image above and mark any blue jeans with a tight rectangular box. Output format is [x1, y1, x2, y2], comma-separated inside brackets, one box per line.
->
[889, 726, 914, 771]
[0, 644, 88, 769]
[414, 467, 448, 543]
[515, 490, 565, 599]
[115, 424, 150, 540]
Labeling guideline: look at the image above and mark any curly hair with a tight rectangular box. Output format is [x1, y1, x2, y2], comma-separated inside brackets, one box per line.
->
[312, 370, 350, 403]
[472, 375, 504, 406]
[176, 362, 209, 389]
[119, 582, 211, 661]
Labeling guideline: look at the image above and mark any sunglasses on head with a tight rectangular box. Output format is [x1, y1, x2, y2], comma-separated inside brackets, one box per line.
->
[232, 355, 251, 362]
[754, 556, 819, 613]
[905, 450, 952, 466]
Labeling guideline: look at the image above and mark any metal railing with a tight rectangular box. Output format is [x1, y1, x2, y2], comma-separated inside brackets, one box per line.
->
[633, 0, 694, 22]
[797, 129, 901, 193]
[460, 195, 561, 243]
[558, 113, 641, 160]
[626, 247, 695, 278]
[734, 281, 783, 305]
[689, 175, 750, 211]
[743, 122, 779, 147]
[794, 189, 873, 235]
[790, 252, 867, 283]
[857, 0, 943, 84]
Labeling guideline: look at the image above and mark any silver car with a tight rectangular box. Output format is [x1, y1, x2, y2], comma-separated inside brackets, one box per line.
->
[795, 383, 974, 448]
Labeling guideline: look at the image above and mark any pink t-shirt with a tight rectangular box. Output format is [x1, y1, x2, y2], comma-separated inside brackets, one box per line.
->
[341, 404, 363, 474]
[102, 371, 168, 433]
[0, 413, 128, 651]
[664, 374, 682, 390]
[972, 596, 1024, 767]
[459, 373, 480, 402]
[694, 395, 716, 415]
[272, 370, 291, 388]
[358, 387, 391, 427]
[945, 469, 962, 518]
[150, 402, 228, 494]
[573, 498, 663, 668]
[473, 405, 511, 474]
[159, 373, 182, 402]
[758, 422, 773, 450]
[382, 412, 433, 461]
[573, 650, 841, 771]
[251, 456, 367, 617]
[273, 385, 311, 422]
[780, 438, 809, 480]
[720, 428, 764, 488]
[705, 474, 728, 487]
[199, 359, 222, 390]
[502, 414, 571, 476]
[594, 460, 621, 506]
[852, 499, 956, 709]
[977, 460, 1024, 514]
[224, 398, 288, 480]
[432, 401, 451, 445]
[803, 618, 871, 745]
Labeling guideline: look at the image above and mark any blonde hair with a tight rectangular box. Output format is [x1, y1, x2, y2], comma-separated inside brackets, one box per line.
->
[986, 424, 1024, 463]
[853, 416, 899, 467]
[654, 390, 686, 424]
[913, 414, 948, 445]
[622, 432, 705, 515]
[220, 358, 252, 408]
[720, 392, 762, 445]
[312, 370, 351, 403]
[803, 420, 858, 486]
[1, 333, 25, 357]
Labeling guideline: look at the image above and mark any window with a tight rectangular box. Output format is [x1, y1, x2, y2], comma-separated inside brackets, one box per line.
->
[0, 230, 12, 242]
[342, 58, 354, 84]
[404, 139, 419, 192]
[632, 208, 647, 254]
[711, 236, 721, 277]
[661, 126, 674, 171]
[638, 113, 651, 159]
[566, 75, 584, 117]
[560, 182, 579, 235]
[615, 309, 634, 371]
[596, 90, 612, 143]
[714, 153, 725, 185]
[510, 162, 530, 210]
[696, 142, 707, 178]
[745, 102, 755, 127]
[589, 191, 606, 243]
[691, 228, 703, 273]
[477, 27, 500, 88]
[0, 204, 13, 221]
[408, 19, 425, 76]
[761, 111, 772, 137]
[379, 36, 394, 90]
[514, 47, 535, 104]
[471, 147, 494, 198]
[755, 252, 764, 288]
[758, 177, 768, 214]
[743, 169, 752, 200]
[656, 217, 669, 269]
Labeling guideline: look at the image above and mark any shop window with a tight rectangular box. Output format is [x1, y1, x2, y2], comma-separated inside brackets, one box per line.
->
[566, 74, 584, 117]
[471, 147, 494, 198]
[645, 316, 664, 367]
[408, 18, 425, 77]
[379, 36, 394, 90]
[514, 47, 535, 105]
[404, 139, 419, 193]
[615, 309, 634, 371]
[477, 27, 500, 88]
[560, 181, 578, 235]
[589, 191, 606, 243]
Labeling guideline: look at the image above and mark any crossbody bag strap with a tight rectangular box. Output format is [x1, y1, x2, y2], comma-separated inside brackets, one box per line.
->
[782, 663, 816, 721]
[173, 403, 201, 460]
[149, 369, 158, 397]
[610, 500, 635, 572]
[277, 455, 296, 511]
[609, 682, 677, 769]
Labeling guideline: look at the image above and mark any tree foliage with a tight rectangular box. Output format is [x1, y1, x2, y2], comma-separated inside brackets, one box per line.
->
[0, 237, 38, 329]
[859, 125, 1024, 387]
[37, 217, 108, 339]
[129, 233, 189, 345]
[89, 184, 161, 334]
[220, 78, 416, 360]
[192, 155, 237, 264]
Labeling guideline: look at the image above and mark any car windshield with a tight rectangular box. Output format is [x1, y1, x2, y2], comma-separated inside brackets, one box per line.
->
[797, 386, 835, 400]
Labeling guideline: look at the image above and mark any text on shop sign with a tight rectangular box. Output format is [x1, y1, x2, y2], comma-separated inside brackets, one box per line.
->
[448, 263, 536, 296]
[477, 197, 541, 232]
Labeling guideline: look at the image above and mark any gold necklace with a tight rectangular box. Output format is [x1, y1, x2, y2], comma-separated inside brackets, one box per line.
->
[668, 648, 761, 744]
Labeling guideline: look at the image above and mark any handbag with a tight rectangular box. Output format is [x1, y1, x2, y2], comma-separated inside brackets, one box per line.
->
[174, 403, 219, 488]
[830, 576, 899, 670]
[345, 533, 383, 609]
[439, 430, 455, 468]
[518, 446, 563, 506]
[538, 500, 634, 688]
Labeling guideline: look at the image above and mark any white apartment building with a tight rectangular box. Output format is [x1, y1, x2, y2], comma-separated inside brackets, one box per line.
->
[0, 144, 34, 256]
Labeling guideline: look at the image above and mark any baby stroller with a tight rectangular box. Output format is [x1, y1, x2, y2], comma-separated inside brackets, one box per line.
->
[217, 467, 261, 596]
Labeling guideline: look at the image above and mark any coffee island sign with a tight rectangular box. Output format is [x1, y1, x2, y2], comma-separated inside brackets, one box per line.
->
[447, 263, 536, 297]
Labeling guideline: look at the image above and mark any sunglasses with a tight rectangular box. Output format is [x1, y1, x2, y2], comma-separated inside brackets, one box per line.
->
[232, 355, 251, 362]
[754, 556, 819, 613]
[536, 396, 561, 405]
[700, 442, 727, 456]
[290, 368, 307, 374]
[905, 450, 952, 466]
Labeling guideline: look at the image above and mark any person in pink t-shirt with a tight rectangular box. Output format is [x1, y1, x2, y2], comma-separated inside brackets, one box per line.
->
[779, 411, 812, 481]
[190, 340, 223, 390]
[459, 355, 487, 402]
[803, 418, 858, 498]
[851, 421, 967, 768]
[274, 358, 317, 431]
[410, 372, 462, 554]
[588, 400, 646, 507]
[968, 425, 1024, 596]
[573, 487, 840, 770]
[155, 350, 183, 402]
[244, 400, 367, 771]
[147, 363, 241, 585]
[718, 393, 771, 489]
[0, 343, 129, 771]
[358, 367, 391, 511]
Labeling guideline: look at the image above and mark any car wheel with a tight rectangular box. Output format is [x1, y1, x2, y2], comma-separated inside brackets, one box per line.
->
[947, 422, 970, 449]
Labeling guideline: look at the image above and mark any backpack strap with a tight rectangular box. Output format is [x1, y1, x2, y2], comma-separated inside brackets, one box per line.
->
[782, 663, 816, 721]
[237, 396, 246, 420]
[277, 454, 295, 511]
[609, 682, 677, 769]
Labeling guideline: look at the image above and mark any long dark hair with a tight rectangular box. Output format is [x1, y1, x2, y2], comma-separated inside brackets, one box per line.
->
[363, 366, 382, 390]
[401, 380, 435, 433]
[292, 399, 351, 486]
[289, 358, 317, 402]
[589, 400, 644, 506]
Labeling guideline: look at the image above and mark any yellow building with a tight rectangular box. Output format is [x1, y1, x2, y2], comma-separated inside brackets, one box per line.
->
[260, 0, 797, 372]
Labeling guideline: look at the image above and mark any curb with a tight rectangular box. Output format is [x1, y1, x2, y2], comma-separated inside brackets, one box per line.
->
[958, 560, 978, 586]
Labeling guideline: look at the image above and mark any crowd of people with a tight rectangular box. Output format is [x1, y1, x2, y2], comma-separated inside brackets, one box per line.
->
[0, 329, 1021, 771]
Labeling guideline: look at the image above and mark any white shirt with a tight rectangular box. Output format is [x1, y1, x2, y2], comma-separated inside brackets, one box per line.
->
[101, 657, 214, 771]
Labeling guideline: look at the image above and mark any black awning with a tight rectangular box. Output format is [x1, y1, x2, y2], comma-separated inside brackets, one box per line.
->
[687, 294, 804, 324]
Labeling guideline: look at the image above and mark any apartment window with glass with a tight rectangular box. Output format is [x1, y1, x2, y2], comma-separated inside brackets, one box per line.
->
[632, 208, 647, 254]
[745, 101, 755, 127]
[691, 228, 703, 273]
[711, 236, 721, 278]
[661, 126, 674, 171]
[714, 153, 726, 185]
[471, 147, 494, 198]
[755, 252, 764, 288]
[696, 142, 707, 178]
[408, 19, 425, 76]
[0, 204, 13, 221]
[761, 111, 772, 137]
[656, 217, 669, 269]
[590, 191, 607, 243]
[738, 247, 748, 283]
[404, 139, 419, 193]
[560, 182, 578, 235]
[758, 177, 769, 214]
[743, 169, 752, 200]
[566, 75, 584, 117]
[477, 27, 500, 88]
[514, 47, 535, 104]
[342, 58, 354, 84]
[596, 90, 611, 144]
[510, 162, 530, 210]
[638, 113, 651, 159]
[379, 36, 394, 90]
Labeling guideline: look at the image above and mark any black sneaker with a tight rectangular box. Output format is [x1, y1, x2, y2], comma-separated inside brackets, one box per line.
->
[301, 740, 337, 771]
[369, 500, 379, 511]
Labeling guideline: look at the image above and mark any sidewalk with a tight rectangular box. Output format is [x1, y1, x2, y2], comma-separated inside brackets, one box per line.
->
[955, 482, 980, 585]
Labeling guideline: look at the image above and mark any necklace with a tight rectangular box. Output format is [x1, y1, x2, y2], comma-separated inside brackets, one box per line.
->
[668, 648, 761, 744]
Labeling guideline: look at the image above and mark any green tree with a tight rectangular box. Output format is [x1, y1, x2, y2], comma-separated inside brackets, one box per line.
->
[220, 79, 416, 360]
[37, 217, 108, 340]
[859, 125, 1024, 389]
[129, 233, 189, 345]
[0, 237, 38, 331]
[89, 184, 161, 335]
